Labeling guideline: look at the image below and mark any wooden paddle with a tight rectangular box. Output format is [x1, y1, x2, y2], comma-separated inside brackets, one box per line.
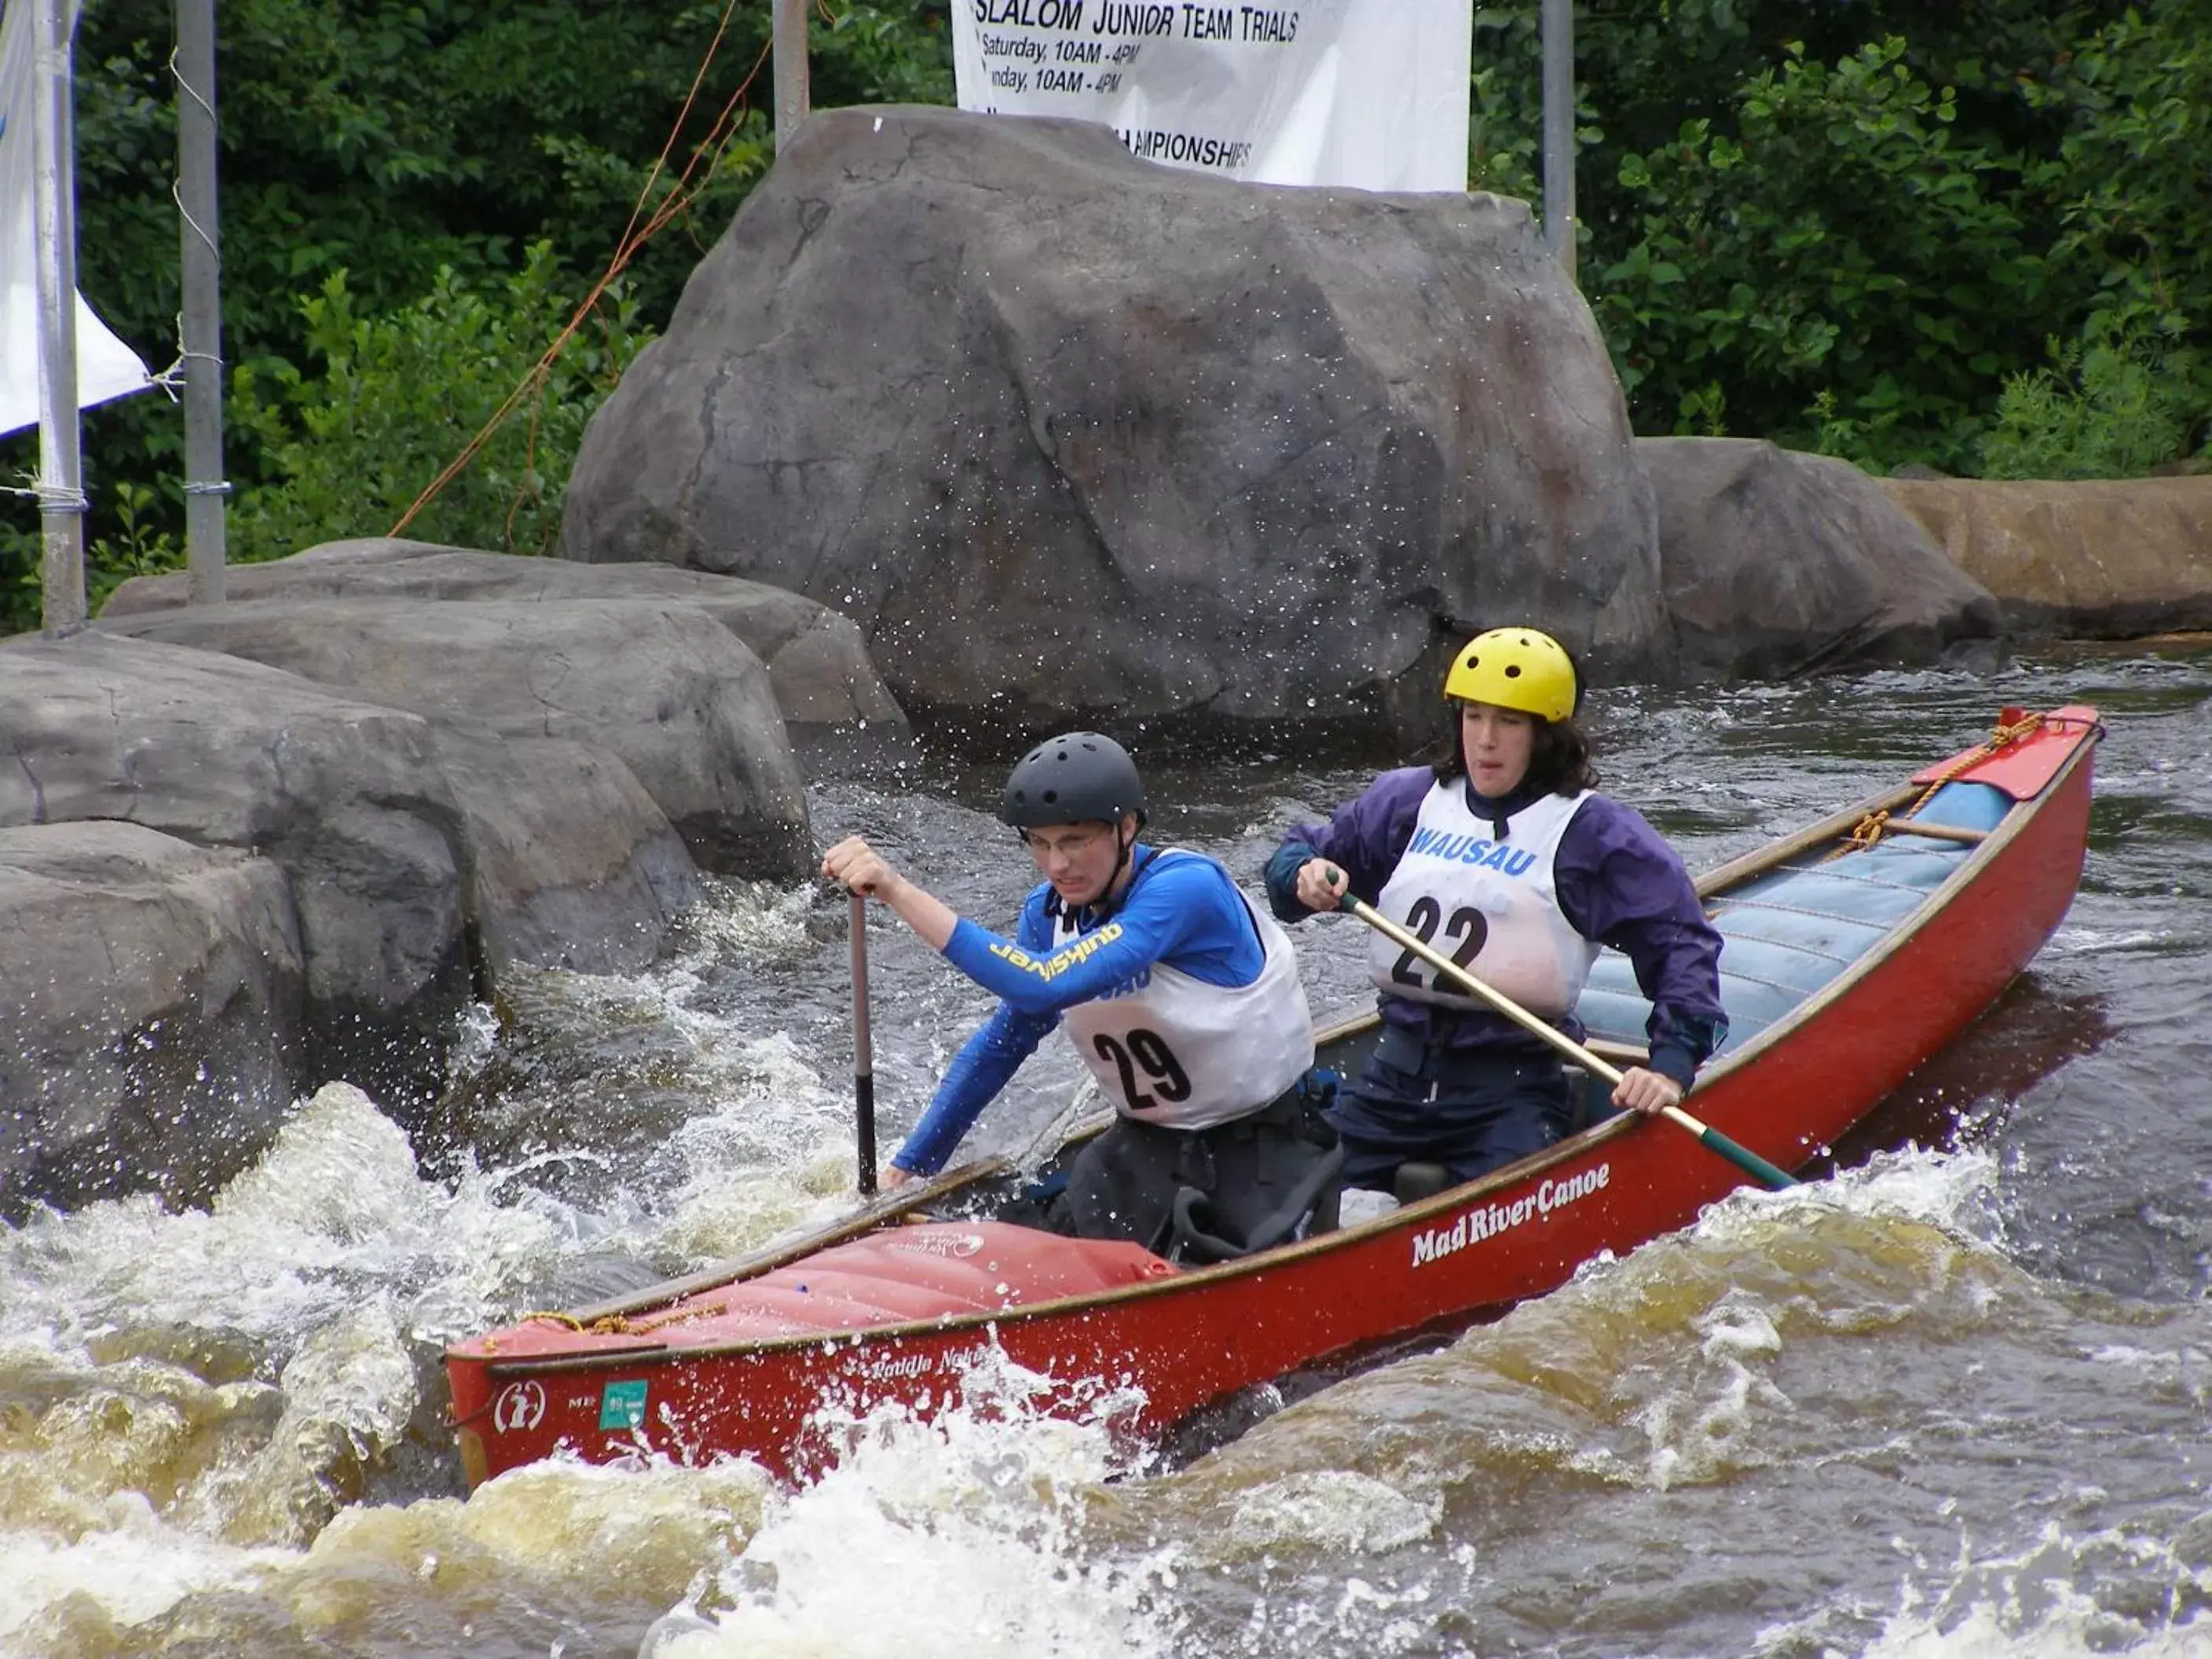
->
[1334, 884, 1796, 1192]
[851, 891, 878, 1197]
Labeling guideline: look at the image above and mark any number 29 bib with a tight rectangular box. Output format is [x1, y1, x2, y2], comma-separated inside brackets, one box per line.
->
[1368, 784, 1599, 1019]
[1057, 854, 1316, 1130]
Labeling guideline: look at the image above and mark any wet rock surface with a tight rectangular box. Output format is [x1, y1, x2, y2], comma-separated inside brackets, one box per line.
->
[1641, 438, 2003, 679]
[104, 540, 914, 773]
[561, 104, 1668, 744]
[0, 820, 304, 1216]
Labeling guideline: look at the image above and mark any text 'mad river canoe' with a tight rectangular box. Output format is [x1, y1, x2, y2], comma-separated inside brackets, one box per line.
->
[445, 705, 2101, 1489]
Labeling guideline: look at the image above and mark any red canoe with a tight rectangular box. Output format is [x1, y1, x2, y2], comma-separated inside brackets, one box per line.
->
[445, 705, 2101, 1488]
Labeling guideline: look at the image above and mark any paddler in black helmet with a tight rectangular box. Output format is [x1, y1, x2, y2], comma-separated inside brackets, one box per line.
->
[822, 732, 1339, 1259]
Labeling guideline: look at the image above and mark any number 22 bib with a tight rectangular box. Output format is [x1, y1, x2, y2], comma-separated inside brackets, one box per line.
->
[1368, 784, 1599, 1019]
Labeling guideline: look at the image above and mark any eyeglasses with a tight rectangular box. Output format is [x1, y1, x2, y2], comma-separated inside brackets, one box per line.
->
[1020, 824, 1113, 859]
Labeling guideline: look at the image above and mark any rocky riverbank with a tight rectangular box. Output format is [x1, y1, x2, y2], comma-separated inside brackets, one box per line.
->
[2, 548, 909, 1214]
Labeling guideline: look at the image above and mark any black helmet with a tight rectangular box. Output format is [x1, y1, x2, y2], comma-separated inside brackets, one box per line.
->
[1000, 732, 1147, 829]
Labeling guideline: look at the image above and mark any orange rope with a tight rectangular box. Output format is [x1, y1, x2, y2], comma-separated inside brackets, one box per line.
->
[1833, 711, 2046, 855]
[388, 0, 777, 540]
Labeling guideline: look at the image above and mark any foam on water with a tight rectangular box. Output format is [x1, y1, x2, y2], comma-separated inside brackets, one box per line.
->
[1219, 1470, 1442, 1557]
[652, 1350, 1185, 1659]
[1751, 1516, 2212, 1658]
[0, 1081, 616, 1641]
[2, 1082, 576, 1347]
[0, 1453, 779, 1657]
[1146, 1141, 2020, 1507]
[449, 880, 879, 1270]
[0, 1495, 294, 1654]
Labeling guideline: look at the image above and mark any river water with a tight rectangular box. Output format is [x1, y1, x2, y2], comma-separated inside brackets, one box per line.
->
[2, 642, 2208, 1658]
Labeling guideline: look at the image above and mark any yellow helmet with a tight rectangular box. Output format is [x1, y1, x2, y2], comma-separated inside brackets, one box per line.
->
[1444, 628, 1579, 723]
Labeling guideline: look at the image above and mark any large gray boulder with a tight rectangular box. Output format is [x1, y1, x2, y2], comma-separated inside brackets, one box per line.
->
[0, 822, 305, 1217]
[97, 595, 812, 878]
[0, 633, 470, 1107]
[426, 724, 701, 975]
[1641, 438, 2003, 679]
[101, 540, 913, 771]
[560, 104, 1667, 742]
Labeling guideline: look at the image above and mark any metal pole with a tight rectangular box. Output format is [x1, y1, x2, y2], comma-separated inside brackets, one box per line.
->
[773, 0, 809, 151]
[175, 0, 226, 603]
[1541, 0, 1577, 282]
[31, 0, 86, 634]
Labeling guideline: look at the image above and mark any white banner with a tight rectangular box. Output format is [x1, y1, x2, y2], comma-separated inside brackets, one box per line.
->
[2, 0, 152, 439]
[954, 1, 1471, 194]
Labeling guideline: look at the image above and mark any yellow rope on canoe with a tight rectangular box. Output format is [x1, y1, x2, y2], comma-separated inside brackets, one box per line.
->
[1833, 711, 2045, 855]
[518, 1309, 638, 1335]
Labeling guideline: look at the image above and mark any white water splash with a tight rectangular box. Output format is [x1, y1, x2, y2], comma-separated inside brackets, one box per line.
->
[2, 1082, 575, 1347]
[0, 1453, 777, 1657]
[1220, 1470, 1441, 1555]
[0, 1081, 613, 1643]
[0, 1495, 294, 1654]
[654, 1350, 1184, 1659]
[1762, 1516, 2212, 1658]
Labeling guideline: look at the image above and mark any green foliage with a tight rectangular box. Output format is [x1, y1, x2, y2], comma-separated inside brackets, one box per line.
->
[0, 478, 181, 635]
[1595, 37, 2042, 471]
[1470, 0, 2208, 474]
[228, 244, 654, 562]
[1980, 313, 2206, 480]
[3, 1, 950, 633]
[86, 481, 189, 610]
[0, 522, 39, 638]
[1467, 8, 1543, 201]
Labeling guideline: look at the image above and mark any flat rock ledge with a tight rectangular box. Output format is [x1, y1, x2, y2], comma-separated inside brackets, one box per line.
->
[103, 540, 916, 775]
[1879, 474, 2212, 639]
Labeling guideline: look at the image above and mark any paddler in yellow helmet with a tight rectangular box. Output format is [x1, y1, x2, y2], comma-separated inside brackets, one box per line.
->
[1263, 627, 1727, 1203]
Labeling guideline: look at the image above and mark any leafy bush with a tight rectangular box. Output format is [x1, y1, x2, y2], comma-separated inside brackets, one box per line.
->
[1980, 313, 2205, 479]
[1592, 37, 2044, 473]
[228, 244, 654, 562]
[1470, 1, 2210, 476]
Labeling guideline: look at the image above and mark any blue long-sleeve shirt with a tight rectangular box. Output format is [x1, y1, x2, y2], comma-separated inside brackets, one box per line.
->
[894, 845, 1269, 1175]
[1264, 767, 1726, 1086]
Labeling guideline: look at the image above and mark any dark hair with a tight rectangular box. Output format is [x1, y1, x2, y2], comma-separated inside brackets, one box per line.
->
[1430, 707, 1599, 796]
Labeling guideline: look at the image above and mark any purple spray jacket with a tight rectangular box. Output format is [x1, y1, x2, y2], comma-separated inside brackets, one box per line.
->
[1264, 766, 1727, 1087]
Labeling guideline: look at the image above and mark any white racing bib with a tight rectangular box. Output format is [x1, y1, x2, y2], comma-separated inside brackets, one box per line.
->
[1057, 852, 1316, 1130]
[1368, 785, 1599, 1018]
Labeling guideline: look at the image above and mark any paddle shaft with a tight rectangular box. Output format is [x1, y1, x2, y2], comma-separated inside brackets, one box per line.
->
[851, 891, 878, 1196]
[1338, 892, 1796, 1191]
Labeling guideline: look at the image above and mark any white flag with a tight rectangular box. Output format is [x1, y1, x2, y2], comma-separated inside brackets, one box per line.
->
[2, 0, 152, 439]
[953, 1, 1472, 193]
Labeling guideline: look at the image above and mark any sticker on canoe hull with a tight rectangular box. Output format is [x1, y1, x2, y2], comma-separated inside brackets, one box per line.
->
[599, 1379, 648, 1430]
[493, 1379, 546, 1434]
